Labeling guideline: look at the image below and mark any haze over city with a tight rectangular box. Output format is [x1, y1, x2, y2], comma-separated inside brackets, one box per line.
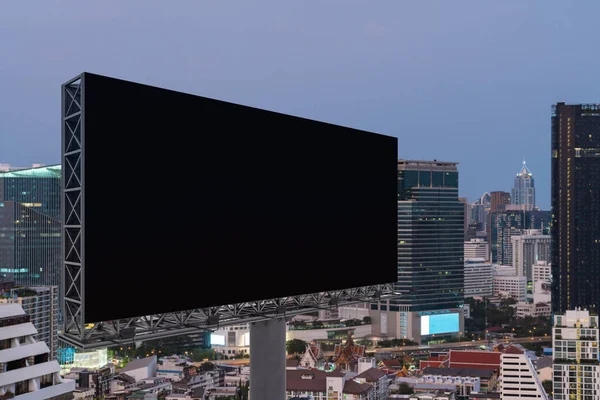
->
[3, 2, 600, 208]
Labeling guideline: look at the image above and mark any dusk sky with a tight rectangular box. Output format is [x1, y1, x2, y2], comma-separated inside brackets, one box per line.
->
[1, 2, 599, 209]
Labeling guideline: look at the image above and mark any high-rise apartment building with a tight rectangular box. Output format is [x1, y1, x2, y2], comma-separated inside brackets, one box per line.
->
[511, 229, 551, 282]
[0, 286, 59, 360]
[371, 160, 464, 343]
[552, 308, 600, 399]
[0, 303, 75, 398]
[511, 161, 535, 210]
[469, 192, 490, 232]
[0, 165, 62, 289]
[551, 103, 600, 314]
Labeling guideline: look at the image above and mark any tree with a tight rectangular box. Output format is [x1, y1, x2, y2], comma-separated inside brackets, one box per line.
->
[198, 361, 216, 372]
[362, 316, 372, 324]
[286, 339, 307, 355]
[542, 380, 552, 395]
[398, 382, 414, 395]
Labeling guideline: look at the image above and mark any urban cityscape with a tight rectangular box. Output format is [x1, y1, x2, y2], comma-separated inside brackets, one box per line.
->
[2, 2, 600, 400]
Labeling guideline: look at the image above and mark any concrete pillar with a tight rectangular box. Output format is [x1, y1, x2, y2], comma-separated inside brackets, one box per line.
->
[249, 318, 286, 400]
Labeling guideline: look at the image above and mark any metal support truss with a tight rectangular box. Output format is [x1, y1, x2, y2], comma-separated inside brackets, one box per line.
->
[59, 73, 400, 351]
[60, 284, 399, 350]
[62, 74, 85, 346]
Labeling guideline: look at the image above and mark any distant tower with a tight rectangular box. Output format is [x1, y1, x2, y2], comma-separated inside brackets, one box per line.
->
[511, 160, 535, 210]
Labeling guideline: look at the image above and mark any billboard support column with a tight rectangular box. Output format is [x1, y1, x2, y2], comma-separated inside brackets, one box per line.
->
[249, 317, 286, 400]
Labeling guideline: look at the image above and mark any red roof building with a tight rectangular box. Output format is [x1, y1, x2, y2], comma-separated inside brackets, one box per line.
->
[332, 335, 366, 372]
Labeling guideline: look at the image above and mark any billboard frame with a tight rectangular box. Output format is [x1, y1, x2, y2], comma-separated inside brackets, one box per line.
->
[60, 73, 399, 350]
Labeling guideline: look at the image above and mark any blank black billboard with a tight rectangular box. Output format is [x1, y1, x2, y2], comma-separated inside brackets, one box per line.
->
[79, 72, 397, 323]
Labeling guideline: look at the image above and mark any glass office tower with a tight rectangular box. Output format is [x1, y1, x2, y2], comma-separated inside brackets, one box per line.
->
[0, 165, 61, 288]
[371, 160, 465, 344]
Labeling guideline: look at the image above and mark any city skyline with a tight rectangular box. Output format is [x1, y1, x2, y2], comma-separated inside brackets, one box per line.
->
[3, 2, 600, 209]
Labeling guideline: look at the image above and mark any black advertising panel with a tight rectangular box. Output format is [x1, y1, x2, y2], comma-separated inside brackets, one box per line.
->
[79, 73, 397, 323]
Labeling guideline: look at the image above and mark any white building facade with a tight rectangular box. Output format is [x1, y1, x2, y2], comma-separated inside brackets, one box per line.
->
[511, 230, 550, 281]
[464, 258, 493, 298]
[0, 303, 75, 399]
[493, 265, 527, 301]
[465, 238, 489, 261]
[500, 346, 548, 399]
[553, 309, 600, 400]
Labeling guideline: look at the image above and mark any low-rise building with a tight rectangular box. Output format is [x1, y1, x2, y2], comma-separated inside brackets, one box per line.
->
[515, 302, 551, 318]
[157, 355, 196, 382]
[286, 368, 374, 400]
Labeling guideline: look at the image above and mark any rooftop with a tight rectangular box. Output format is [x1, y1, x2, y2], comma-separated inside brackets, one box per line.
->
[119, 356, 157, 373]
[422, 367, 496, 379]
[0, 164, 61, 179]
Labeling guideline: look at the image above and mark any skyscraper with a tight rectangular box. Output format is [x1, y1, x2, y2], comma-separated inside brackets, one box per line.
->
[511, 161, 535, 210]
[489, 210, 551, 264]
[551, 103, 600, 314]
[490, 191, 511, 213]
[371, 160, 465, 343]
[0, 165, 61, 289]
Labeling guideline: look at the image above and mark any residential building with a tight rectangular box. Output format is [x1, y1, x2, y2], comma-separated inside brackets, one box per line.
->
[0, 286, 59, 360]
[116, 356, 157, 382]
[371, 160, 464, 344]
[464, 258, 493, 298]
[500, 344, 548, 399]
[511, 161, 535, 210]
[286, 368, 374, 400]
[0, 303, 75, 398]
[465, 239, 489, 261]
[510, 229, 550, 282]
[65, 365, 115, 398]
[552, 308, 600, 399]
[355, 358, 389, 400]
[551, 103, 600, 314]
[156, 356, 196, 382]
